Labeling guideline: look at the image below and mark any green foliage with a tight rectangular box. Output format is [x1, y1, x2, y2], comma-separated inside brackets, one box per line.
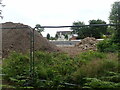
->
[2, 51, 119, 88]
[49, 36, 57, 40]
[72, 58, 118, 84]
[77, 26, 91, 39]
[97, 39, 118, 52]
[77, 50, 106, 61]
[64, 34, 68, 40]
[46, 33, 50, 40]
[3, 52, 30, 86]
[100, 72, 120, 83]
[35, 24, 44, 33]
[71, 21, 91, 39]
[89, 19, 108, 38]
[71, 21, 85, 34]
[107, 26, 115, 37]
[55, 34, 59, 39]
[109, 1, 120, 24]
[84, 78, 118, 88]
[71, 19, 107, 39]
[108, 1, 120, 53]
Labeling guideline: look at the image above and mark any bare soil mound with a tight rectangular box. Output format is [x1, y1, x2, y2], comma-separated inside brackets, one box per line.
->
[2, 22, 61, 58]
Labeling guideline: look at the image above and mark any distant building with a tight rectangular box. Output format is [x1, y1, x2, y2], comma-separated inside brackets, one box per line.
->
[56, 31, 72, 36]
[56, 31, 78, 41]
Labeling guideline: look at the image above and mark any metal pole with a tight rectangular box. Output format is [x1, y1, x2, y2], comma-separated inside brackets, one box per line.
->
[117, 2, 120, 72]
[29, 27, 33, 84]
[32, 28, 35, 83]
[29, 27, 35, 85]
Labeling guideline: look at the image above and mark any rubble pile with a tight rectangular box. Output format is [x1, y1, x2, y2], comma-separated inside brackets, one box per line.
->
[75, 37, 99, 50]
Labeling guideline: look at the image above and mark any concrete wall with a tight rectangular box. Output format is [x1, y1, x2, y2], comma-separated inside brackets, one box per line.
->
[50, 39, 103, 47]
[50, 40, 80, 46]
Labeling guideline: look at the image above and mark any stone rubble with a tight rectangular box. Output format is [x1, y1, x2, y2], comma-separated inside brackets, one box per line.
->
[75, 37, 99, 50]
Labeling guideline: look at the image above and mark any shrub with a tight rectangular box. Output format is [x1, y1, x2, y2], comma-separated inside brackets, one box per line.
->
[2, 51, 118, 88]
[3, 52, 30, 86]
[84, 78, 118, 88]
[72, 57, 118, 84]
[100, 72, 120, 83]
[97, 39, 118, 52]
[78, 50, 106, 60]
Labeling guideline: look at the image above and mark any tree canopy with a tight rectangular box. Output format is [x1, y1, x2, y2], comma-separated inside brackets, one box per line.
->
[89, 19, 107, 38]
[71, 21, 85, 34]
[71, 19, 107, 39]
[109, 1, 120, 45]
[55, 34, 59, 39]
[47, 33, 50, 40]
[109, 1, 120, 24]
[35, 24, 44, 33]
[0, 1, 5, 19]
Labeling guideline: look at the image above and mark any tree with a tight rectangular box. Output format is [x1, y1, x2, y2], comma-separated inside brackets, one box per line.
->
[89, 19, 107, 38]
[47, 33, 50, 40]
[109, 1, 120, 24]
[71, 21, 89, 39]
[110, 2, 120, 44]
[109, 1, 120, 66]
[71, 20, 107, 39]
[55, 34, 58, 39]
[0, 1, 5, 19]
[107, 26, 115, 37]
[64, 34, 68, 40]
[108, 1, 120, 54]
[108, 2, 120, 38]
[35, 24, 44, 33]
[71, 21, 85, 34]
[77, 26, 90, 39]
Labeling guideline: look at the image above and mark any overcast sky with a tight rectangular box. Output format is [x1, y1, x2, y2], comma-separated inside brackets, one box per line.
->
[1, 0, 118, 37]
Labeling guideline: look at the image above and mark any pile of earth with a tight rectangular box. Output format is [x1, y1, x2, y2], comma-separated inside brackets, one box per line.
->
[75, 37, 99, 51]
[2, 22, 61, 58]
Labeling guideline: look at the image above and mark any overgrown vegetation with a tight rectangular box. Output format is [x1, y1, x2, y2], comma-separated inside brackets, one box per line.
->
[97, 38, 118, 52]
[2, 50, 119, 89]
[2, 1, 120, 89]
